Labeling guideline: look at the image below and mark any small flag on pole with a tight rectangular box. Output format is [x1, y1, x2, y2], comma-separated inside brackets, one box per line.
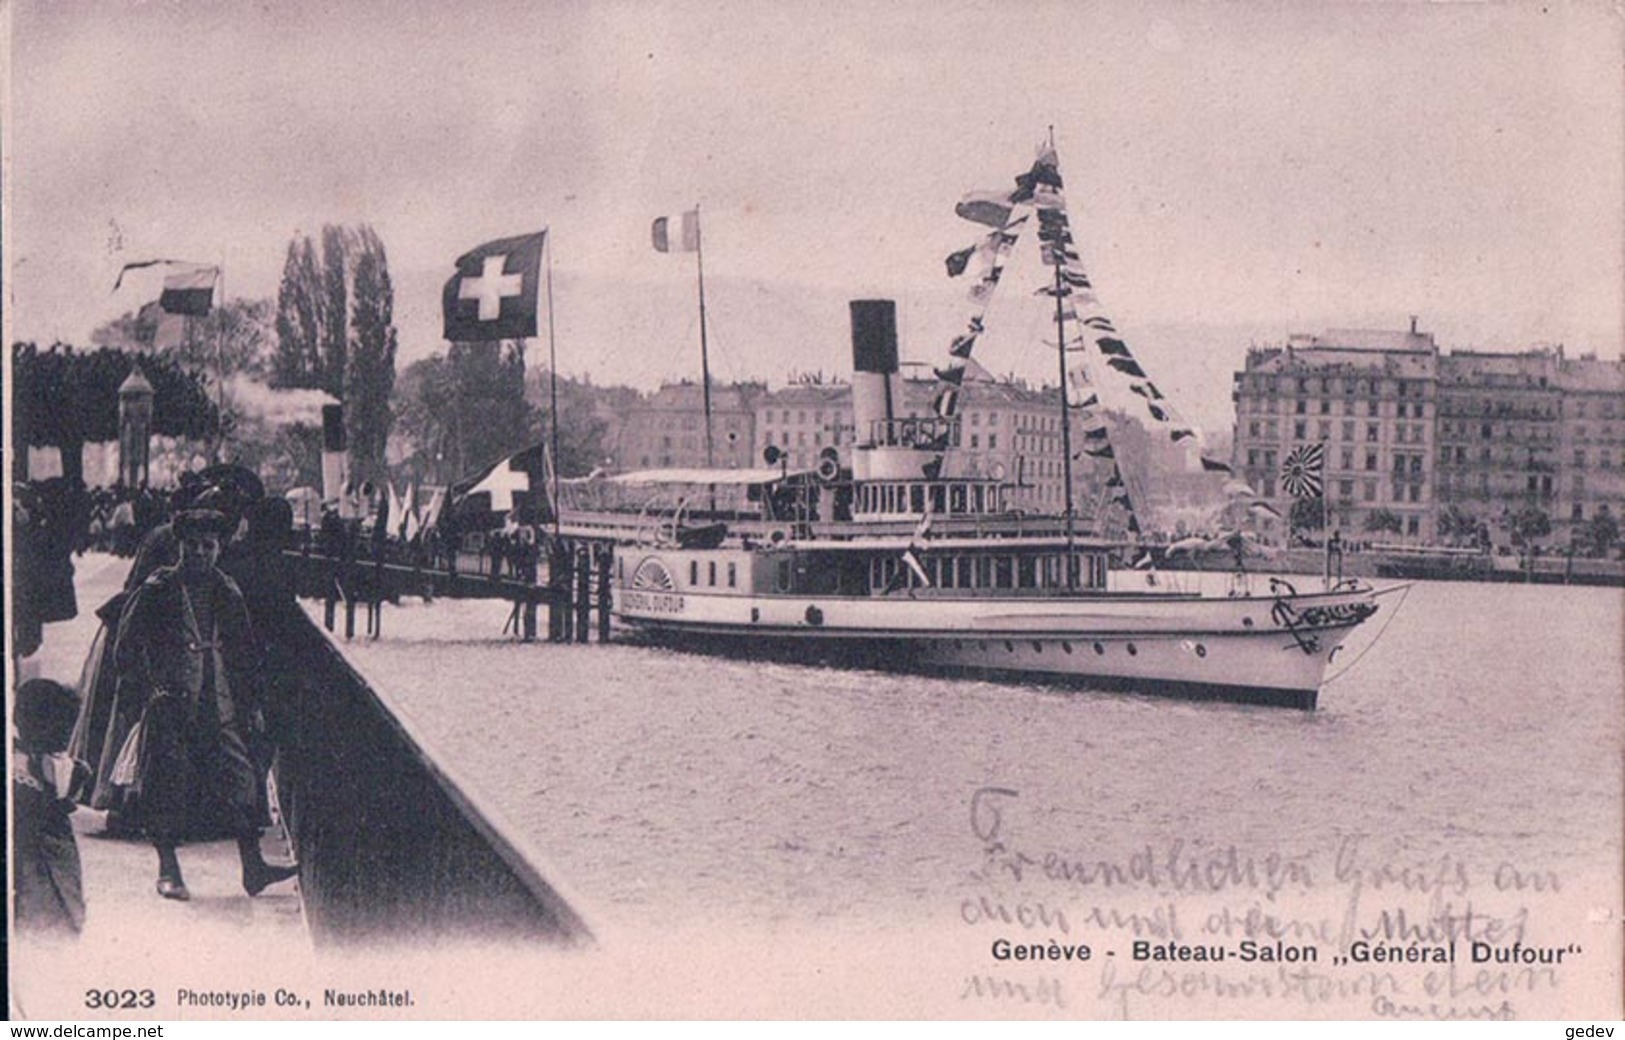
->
[442, 231, 547, 342]
[651, 210, 700, 253]
[159, 266, 218, 316]
[449, 443, 552, 524]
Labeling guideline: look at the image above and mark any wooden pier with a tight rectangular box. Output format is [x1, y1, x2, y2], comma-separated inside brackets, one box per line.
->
[283, 537, 616, 644]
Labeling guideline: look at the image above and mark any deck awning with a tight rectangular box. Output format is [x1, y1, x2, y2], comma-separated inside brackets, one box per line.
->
[599, 467, 809, 487]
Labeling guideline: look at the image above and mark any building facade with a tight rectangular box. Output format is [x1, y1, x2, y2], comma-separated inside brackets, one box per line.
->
[1232, 322, 1625, 546]
[616, 380, 766, 471]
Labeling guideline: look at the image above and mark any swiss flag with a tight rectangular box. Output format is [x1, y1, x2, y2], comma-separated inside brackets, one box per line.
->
[442, 231, 547, 342]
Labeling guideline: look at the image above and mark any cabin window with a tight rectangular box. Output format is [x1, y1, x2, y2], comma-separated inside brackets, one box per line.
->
[994, 556, 1013, 589]
[777, 559, 794, 592]
[690, 560, 699, 586]
[727, 562, 737, 587]
[910, 485, 926, 513]
[1017, 556, 1037, 587]
[930, 485, 947, 513]
[975, 556, 992, 587]
[940, 556, 958, 589]
[951, 487, 968, 513]
[708, 561, 717, 586]
[972, 486, 985, 513]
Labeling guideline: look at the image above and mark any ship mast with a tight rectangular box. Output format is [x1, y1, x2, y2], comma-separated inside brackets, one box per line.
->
[1048, 128, 1078, 585]
[695, 203, 717, 512]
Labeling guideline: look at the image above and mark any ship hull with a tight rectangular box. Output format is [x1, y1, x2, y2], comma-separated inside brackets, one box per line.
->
[614, 584, 1377, 710]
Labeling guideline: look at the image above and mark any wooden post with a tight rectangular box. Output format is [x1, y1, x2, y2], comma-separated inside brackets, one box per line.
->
[596, 547, 612, 643]
[549, 542, 570, 643]
[559, 543, 575, 643]
[523, 593, 538, 642]
[574, 547, 591, 643]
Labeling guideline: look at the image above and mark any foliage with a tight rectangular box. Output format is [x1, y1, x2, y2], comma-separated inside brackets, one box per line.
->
[1575, 506, 1619, 558]
[320, 225, 356, 398]
[90, 298, 273, 380]
[11, 342, 219, 479]
[1508, 505, 1551, 546]
[1361, 508, 1404, 535]
[1436, 503, 1480, 544]
[1288, 495, 1325, 534]
[345, 227, 398, 485]
[393, 342, 531, 485]
[272, 223, 398, 482]
[272, 236, 323, 389]
[530, 370, 613, 478]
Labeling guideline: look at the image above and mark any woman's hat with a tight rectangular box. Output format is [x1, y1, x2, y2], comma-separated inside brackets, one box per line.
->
[173, 508, 232, 540]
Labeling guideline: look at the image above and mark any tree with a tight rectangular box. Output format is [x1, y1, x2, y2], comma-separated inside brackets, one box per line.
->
[1578, 506, 1618, 558]
[394, 341, 533, 485]
[530, 371, 612, 477]
[271, 223, 399, 483]
[391, 355, 456, 485]
[1289, 496, 1326, 540]
[90, 299, 272, 380]
[344, 227, 398, 486]
[1508, 505, 1551, 547]
[272, 236, 323, 389]
[12, 342, 219, 481]
[1437, 503, 1479, 545]
[319, 224, 356, 398]
[1362, 508, 1404, 536]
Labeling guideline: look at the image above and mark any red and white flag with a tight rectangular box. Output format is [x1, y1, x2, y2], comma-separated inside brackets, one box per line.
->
[442, 231, 547, 342]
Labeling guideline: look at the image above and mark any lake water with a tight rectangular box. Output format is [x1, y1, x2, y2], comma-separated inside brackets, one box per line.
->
[327, 578, 1620, 1019]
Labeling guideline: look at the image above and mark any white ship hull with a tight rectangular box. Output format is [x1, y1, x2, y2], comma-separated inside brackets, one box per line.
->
[611, 553, 1378, 709]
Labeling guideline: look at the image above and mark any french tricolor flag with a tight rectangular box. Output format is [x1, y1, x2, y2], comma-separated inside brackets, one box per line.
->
[651, 210, 700, 253]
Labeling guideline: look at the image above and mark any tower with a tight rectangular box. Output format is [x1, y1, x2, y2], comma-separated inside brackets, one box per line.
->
[117, 363, 154, 487]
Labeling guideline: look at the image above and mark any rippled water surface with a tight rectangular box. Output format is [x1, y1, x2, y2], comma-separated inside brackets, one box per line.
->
[328, 578, 1621, 1015]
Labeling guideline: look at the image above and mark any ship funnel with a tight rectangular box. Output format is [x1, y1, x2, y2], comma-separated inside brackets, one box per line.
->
[850, 300, 898, 451]
[850, 299, 899, 376]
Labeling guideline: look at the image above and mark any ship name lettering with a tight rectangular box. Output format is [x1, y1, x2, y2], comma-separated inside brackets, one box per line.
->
[1350, 941, 1456, 964]
[1470, 942, 1575, 965]
[1237, 940, 1317, 963]
[621, 590, 686, 614]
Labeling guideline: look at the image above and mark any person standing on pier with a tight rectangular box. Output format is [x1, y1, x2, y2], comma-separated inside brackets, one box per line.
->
[12, 678, 89, 936]
[114, 508, 299, 901]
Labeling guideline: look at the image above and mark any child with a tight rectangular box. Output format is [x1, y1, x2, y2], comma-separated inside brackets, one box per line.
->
[13, 678, 89, 935]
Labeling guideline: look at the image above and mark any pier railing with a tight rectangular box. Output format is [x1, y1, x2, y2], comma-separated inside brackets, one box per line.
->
[265, 596, 594, 946]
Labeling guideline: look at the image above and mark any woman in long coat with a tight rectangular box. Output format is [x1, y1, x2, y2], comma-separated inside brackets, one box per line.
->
[114, 509, 298, 900]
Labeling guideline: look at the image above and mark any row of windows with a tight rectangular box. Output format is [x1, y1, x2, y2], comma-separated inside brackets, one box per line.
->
[1243, 420, 1428, 443]
[870, 552, 1106, 592]
[688, 559, 739, 588]
[1241, 376, 1423, 397]
[1324, 478, 1424, 504]
[856, 481, 1006, 517]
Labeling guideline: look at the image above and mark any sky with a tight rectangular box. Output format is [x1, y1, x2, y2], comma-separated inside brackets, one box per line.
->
[5, 0, 1622, 433]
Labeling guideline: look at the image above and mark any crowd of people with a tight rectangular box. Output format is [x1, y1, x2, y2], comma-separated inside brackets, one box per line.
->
[12, 465, 301, 934]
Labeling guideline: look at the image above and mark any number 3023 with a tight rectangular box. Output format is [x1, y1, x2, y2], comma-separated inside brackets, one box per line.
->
[85, 989, 156, 1010]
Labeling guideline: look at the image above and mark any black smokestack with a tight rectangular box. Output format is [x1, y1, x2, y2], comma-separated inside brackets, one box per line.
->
[850, 300, 898, 375]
